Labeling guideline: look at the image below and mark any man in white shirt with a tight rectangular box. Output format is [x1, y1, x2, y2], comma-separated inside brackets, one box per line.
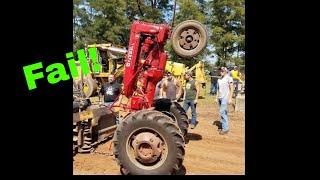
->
[216, 67, 233, 135]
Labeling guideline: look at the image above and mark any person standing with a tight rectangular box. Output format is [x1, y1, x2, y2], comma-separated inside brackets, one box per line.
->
[154, 73, 167, 99]
[209, 67, 219, 95]
[160, 72, 182, 101]
[183, 71, 200, 129]
[99, 74, 122, 106]
[216, 67, 233, 135]
[230, 66, 242, 98]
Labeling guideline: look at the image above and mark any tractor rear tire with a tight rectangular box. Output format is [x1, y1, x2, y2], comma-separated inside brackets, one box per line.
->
[113, 110, 185, 175]
[171, 20, 208, 58]
[170, 102, 189, 143]
[153, 99, 189, 143]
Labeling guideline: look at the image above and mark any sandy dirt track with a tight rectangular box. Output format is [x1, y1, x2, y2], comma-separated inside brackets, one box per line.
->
[73, 94, 245, 175]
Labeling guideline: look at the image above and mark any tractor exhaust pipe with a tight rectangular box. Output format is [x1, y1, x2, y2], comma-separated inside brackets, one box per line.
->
[107, 47, 127, 55]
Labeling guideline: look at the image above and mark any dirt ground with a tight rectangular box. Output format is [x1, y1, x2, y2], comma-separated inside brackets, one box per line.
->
[73, 94, 245, 175]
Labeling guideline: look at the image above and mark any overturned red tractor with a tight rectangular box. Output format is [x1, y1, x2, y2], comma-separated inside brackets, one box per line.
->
[73, 20, 208, 175]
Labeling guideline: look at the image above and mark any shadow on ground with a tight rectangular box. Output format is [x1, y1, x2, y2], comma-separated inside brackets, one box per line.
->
[119, 165, 186, 175]
[187, 133, 202, 141]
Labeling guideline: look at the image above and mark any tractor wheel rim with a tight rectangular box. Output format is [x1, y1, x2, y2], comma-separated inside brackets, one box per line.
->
[132, 132, 163, 164]
[179, 28, 200, 50]
[126, 128, 168, 170]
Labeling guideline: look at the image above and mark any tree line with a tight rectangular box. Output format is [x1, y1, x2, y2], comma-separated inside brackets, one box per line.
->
[74, 0, 245, 68]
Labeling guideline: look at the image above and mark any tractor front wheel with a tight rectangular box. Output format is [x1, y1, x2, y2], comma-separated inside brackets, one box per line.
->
[113, 110, 185, 175]
[171, 20, 208, 58]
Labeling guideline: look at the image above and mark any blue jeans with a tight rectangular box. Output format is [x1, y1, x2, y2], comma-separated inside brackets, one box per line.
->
[219, 98, 229, 131]
[233, 80, 239, 97]
[211, 81, 218, 94]
[183, 100, 197, 125]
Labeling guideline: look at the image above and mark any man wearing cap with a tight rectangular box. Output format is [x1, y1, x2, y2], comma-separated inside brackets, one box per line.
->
[183, 71, 200, 129]
[216, 67, 234, 135]
[160, 72, 182, 101]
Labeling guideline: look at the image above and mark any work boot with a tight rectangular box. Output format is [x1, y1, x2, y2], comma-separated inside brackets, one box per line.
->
[219, 130, 229, 135]
[190, 124, 195, 129]
[212, 120, 222, 129]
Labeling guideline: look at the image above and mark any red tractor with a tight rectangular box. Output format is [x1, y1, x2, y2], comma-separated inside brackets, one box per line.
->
[73, 20, 207, 175]
[113, 20, 207, 175]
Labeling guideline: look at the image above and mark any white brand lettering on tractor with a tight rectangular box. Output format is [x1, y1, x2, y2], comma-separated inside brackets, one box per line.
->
[126, 44, 134, 67]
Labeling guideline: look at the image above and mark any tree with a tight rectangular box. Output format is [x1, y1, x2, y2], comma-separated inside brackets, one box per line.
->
[73, 0, 245, 68]
[73, 0, 172, 50]
[73, 0, 94, 52]
[175, 0, 205, 24]
[165, 0, 207, 67]
[87, 0, 129, 46]
[207, 0, 245, 66]
[126, 0, 171, 23]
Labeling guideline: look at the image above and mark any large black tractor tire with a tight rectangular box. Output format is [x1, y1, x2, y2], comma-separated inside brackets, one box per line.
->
[171, 20, 208, 58]
[170, 102, 189, 143]
[113, 110, 185, 175]
[153, 99, 189, 142]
